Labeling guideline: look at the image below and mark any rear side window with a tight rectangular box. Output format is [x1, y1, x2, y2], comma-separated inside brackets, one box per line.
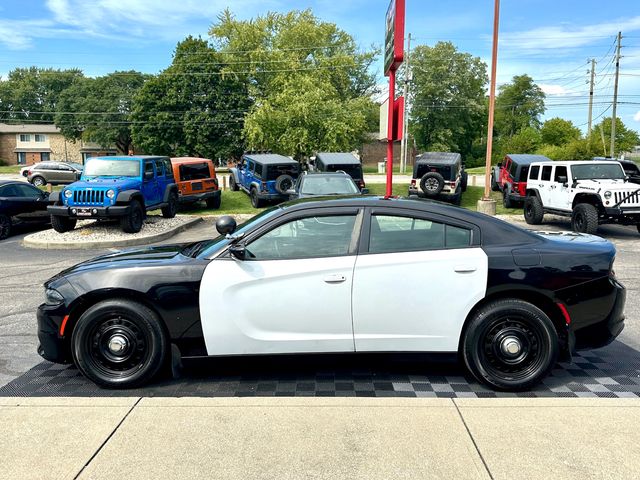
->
[144, 162, 155, 177]
[446, 224, 471, 248]
[369, 215, 445, 253]
[179, 163, 210, 181]
[529, 165, 540, 180]
[541, 166, 552, 181]
[255, 163, 264, 178]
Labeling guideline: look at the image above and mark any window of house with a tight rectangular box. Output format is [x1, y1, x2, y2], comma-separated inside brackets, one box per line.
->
[35, 134, 46, 142]
[41, 152, 50, 162]
[19, 134, 31, 142]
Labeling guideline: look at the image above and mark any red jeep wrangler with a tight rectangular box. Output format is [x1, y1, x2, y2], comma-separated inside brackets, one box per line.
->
[491, 154, 551, 208]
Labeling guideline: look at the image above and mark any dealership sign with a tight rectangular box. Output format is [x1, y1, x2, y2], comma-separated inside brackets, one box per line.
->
[384, 0, 405, 75]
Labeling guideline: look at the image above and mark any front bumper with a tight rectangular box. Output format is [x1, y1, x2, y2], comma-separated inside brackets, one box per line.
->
[37, 302, 72, 364]
[48, 205, 131, 219]
[178, 189, 220, 204]
[604, 206, 640, 218]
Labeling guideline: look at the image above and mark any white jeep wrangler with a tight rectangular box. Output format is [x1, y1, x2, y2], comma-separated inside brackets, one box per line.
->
[523, 160, 640, 234]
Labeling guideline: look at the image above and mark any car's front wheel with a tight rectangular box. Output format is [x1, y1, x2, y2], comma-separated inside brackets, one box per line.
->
[51, 215, 77, 233]
[31, 176, 46, 187]
[0, 214, 12, 240]
[71, 299, 167, 388]
[121, 200, 144, 233]
[462, 299, 559, 391]
[161, 191, 178, 218]
[524, 196, 544, 225]
[571, 203, 599, 234]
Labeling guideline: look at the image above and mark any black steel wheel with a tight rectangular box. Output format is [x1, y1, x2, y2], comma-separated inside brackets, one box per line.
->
[0, 214, 11, 240]
[161, 191, 178, 218]
[524, 196, 544, 225]
[571, 203, 599, 234]
[71, 299, 167, 388]
[121, 200, 144, 233]
[463, 299, 558, 391]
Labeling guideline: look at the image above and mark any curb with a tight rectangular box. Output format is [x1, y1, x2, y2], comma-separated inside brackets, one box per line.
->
[22, 217, 203, 250]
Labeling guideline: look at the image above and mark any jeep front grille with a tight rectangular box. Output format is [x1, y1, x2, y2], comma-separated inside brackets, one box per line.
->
[614, 190, 640, 206]
[73, 189, 105, 205]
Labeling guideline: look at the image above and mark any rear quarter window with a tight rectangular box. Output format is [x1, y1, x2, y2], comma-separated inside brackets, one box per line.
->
[541, 166, 552, 181]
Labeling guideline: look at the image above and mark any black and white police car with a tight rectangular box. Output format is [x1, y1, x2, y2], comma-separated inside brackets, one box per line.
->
[37, 197, 625, 391]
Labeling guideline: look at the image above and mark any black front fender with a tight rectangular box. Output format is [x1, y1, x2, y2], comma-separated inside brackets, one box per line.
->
[163, 183, 178, 203]
[116, 189, 143, 205]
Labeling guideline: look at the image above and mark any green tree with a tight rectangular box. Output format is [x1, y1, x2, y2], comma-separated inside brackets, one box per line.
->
[0, 67, 84, 122]
[497, 127, 541, 161]
[209, 9, 379, 159]
[409, 42, 488, 159]
[540, 117, 581, 146]
[588, 117, 640, 156]
[494, 74, 546, 137]
[55, 71, 148, 154]
[131, 37, 251, 160]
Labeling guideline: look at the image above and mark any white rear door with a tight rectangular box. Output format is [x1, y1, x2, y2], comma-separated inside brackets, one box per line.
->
[352, 212, 488, 352]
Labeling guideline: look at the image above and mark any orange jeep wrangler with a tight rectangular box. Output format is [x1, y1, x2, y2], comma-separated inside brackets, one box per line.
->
[170, 157, 221, 209]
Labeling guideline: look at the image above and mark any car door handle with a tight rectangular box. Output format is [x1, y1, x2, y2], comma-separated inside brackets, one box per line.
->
[324, 274, 346, 283]
[454, 265, 477, 273]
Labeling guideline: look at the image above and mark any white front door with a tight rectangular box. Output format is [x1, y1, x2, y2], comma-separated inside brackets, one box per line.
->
[199, 213, 360, 355]
[352, 214, 488, 352]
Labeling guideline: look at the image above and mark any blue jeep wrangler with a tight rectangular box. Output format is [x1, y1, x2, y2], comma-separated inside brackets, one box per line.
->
[229, 153, 300, 208]
[48, 155, 179, 234]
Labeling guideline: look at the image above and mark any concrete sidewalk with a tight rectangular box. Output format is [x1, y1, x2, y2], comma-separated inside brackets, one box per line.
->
[1, 397, 638, 480]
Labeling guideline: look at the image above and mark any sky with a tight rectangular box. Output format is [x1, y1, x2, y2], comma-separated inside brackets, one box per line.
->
[0, 0, 639, 137]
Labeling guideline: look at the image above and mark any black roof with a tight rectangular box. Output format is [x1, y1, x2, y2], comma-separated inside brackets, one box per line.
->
[0, 180, 22, 187]
[316, 152, 361, 165]
[415, 152, 461, 164]
[504, 154, 551, 165]
[242, 153, 297, 165]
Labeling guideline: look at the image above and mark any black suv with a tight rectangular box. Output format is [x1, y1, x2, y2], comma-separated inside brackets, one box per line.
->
[287, 172, 363, 200]
[313, 152, 365, 190]
[409, 152, 467, 205]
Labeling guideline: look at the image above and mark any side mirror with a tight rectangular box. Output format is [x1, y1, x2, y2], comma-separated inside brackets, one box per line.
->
[144, 171, 154, 180]
[361, 188, 369, 194]
[229, 243, 246, 260]
[557, 175, 567, 184]
[216, 215, 237, 235]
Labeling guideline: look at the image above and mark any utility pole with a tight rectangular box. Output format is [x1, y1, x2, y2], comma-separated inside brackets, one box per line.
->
[610, 31, 622, 158]
[587, 58, 596, 137]
[400, 33, 412, 174]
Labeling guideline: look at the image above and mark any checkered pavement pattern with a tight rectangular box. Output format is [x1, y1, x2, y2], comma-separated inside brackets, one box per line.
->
[2, 340, 640, 398]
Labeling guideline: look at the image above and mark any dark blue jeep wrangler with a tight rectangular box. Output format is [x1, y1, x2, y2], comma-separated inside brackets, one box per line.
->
[229, 153, 300, 208]
[48, 155, 179, 234]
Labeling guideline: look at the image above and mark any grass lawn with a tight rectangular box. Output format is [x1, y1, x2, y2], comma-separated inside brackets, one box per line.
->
[362, 165, 411, 175]
[465, 166, 487, 175]
[180, 190, 260, 216]
[0, 165, 22, 174]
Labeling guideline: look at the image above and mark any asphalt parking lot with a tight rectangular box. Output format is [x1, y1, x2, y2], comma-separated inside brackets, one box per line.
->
[1, 214, 639, 393]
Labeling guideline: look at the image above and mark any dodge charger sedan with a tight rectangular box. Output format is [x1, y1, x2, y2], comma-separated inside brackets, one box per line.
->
[37, 197, 625, 390]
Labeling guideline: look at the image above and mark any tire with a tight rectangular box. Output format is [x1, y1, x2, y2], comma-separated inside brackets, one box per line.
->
[22, 170, 28, 178]
[571, 203, 599, 234]
[161, 191, 178, 218]
[31, 176, 46, 187]
[461, 172, 468, 192]
[491, 173, 500, 192]
[451, 186, 462, 206]
[71, 299, 167, 388]
[420, 172, 445, 197]
[229, 175, 239, 191]
[51, 215, 77, 233]
[120, 200, 144, 233]
[637, 224, 640, 235]
[0, 214, 12, 240]
[502, 188, 513, 209]
[524, 196, 544, 225]
[275, 174, 294, 194]
[250, 188, 263, 208]
[462, 299, 559, 391]
[206, 194, 221, 209]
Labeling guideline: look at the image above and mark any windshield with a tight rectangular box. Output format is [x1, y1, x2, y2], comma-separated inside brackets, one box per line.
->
[184, 207, 282, 259]
[300, 176, 359, 195]
[571, 163, 625, 181]
[83, 159, 140, 178]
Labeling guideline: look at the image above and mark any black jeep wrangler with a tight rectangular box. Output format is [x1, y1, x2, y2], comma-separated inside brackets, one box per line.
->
[409, 152, 467, 205]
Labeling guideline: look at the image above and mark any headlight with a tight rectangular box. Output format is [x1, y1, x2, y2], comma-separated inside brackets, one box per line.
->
[604, 191, 612, 199]
[45, 288, 64, 305]
[106, 189, 115, 199]
[64, 189, 73, 198]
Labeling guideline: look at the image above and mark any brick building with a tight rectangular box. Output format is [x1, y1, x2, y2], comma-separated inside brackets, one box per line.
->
[0, 123, 117, 166]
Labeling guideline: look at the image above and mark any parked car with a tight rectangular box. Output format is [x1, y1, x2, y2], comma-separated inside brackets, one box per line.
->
[491, 154, 551, 208]
[0, 180, 50, 240]
[47, 156, 178, 234]
[37, 196, 625, 390]
[287, 172, 364, 200]
[523, 160, 640, 234]
[618, 159, 640, 185]
[313, 152, 365, 190]
[170, 157, 221, 209]
[27, 162, 84, 187]
[409, 152, 467, 205]
[229, 153, 300, 208]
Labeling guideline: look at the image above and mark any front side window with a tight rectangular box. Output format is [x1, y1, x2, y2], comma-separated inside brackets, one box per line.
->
[83, 159, 141, 178]
[144, 162, 155, 177]
[15, 184, 42, 198]
[554, 166, 568, 182]
[245, 215, 357, 260]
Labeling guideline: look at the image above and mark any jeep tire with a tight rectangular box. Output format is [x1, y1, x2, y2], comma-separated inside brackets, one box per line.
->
[461, 171, 468, 192]
[524, 196, 544, 225]
[491, 172, 500, 192]
[161, 191, 178, 218]
[503, 188, 513, 209]
[571, 203, 599, 234]
[121, 200, 144, 233]
[229, 175, 239, 191]
[420, 172, 445, 197]
[51, 215, 77, 233]
[206, 195, 221, 209]
[275, 175, 294, 194]
[250, 187, 263, 208]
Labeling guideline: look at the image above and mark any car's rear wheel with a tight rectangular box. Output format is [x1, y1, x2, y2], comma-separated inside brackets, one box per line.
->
[420, 172, 445, 197]
[0, 214, 12, 240]
[502, 188, 513, 208]
[31, 176, 46, 187]
[636, 224, 640, 235]
[121, 200, 144, 233]
[461, 172, 468, 192]
[229, 175, 239, 191]
[206, 194, 221, 209]
[571, 203, 598, 234]
[490, 173, 500, 192]
[51, 215, 77, 233]
[71, 299, 167, 388]
[463, 299, 559, 391]
[524, 196, 544, 225]
[161, 191, 178, 218]
[250, 188, 263, 208]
